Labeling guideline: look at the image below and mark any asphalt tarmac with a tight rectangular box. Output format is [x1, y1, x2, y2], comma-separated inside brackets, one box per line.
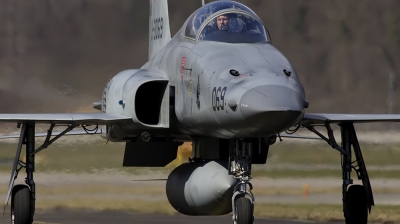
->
[0, 209, 342, 224]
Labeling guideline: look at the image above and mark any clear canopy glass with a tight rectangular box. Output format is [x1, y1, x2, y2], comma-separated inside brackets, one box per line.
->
[184, 1, 270, 43]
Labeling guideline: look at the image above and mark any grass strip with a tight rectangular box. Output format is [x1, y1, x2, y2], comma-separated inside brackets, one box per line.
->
[36, 199, 176, 215]
[32, 200, 400, 223]
[255, 203, 400, 223]
[1, 141, 400, 178]
[1, 184, 400, 196]
[251, 169, 400, 179]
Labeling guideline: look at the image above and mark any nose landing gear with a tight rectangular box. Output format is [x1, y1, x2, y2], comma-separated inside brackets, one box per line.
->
[229, 139, 255, 224]
[235, 197, 254, 224]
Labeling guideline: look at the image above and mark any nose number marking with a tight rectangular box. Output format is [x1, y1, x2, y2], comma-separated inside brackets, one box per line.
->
[212, 86, 227, 111]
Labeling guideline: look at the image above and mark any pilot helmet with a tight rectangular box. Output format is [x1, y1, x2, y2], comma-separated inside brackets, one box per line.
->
[215, 13, 233, 32]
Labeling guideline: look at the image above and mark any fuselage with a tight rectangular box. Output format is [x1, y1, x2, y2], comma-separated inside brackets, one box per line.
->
[102, 1, 306, 141]
[142, 23, 305, 139]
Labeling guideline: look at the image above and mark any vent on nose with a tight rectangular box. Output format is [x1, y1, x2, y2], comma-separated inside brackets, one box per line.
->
[228, 100, 238, 111]
[230, 69, 240, 77]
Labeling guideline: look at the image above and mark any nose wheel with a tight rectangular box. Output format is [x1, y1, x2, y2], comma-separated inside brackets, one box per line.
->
[229, 139, 255, 224]
[235, 197, 254, 224]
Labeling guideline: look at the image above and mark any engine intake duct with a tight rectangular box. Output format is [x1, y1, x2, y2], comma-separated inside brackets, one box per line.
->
[135, 81, 168, 125]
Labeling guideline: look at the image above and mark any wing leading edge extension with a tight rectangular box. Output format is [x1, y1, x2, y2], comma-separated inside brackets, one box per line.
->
[301, 113, 400, 125]
[0, 113, 131, 125]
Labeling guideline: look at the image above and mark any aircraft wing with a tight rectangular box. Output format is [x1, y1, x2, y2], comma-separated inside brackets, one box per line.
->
[0, 129, 95, 139]
[301, 113, 400, 124]
[0, 113, 131, 125]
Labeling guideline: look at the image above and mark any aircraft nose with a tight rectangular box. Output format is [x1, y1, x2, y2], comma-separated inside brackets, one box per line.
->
[239, 85, 304, 132]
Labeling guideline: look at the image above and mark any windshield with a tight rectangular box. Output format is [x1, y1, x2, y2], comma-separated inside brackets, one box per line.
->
[184, 1, 270, 43]
[198, 11, 269, 43]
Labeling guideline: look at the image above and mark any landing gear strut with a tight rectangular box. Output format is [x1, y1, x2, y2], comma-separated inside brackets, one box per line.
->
[229, 139, 255, 224]
[305, 123, 373, 224]
[341, 123, 371, 224]
[5, 123, 77, 224]
[6, 124, 36, 224]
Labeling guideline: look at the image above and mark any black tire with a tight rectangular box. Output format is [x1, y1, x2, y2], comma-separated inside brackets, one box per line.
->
[345, 185, 368, 224]
[11, 185, 31, 224]
[235, 197, 253, 224]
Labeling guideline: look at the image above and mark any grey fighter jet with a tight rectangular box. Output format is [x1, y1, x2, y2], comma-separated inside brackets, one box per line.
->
[2, 1, 400, 224]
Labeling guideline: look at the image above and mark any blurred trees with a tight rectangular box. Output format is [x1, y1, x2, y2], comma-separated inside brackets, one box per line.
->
[0, 0, 399, 115]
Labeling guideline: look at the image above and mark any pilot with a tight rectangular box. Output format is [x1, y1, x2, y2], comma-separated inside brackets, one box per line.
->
[216, 14, 230, 31]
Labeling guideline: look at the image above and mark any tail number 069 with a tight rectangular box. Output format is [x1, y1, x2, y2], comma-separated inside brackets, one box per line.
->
[212, 87, 227, 111]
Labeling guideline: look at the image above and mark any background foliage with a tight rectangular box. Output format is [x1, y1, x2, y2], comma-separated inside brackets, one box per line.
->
[1, 0, 400, 115]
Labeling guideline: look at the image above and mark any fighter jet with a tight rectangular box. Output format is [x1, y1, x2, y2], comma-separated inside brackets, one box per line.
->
[2, 1, 400, 224]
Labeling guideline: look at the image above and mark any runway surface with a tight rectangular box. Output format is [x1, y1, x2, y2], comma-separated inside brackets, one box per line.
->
[0, 209, 342, 224]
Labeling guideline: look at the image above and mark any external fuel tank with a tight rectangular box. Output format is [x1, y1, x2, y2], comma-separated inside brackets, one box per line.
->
[166, 160, 238, 215]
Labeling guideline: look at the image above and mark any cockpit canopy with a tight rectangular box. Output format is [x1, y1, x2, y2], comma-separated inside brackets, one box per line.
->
[184, 1, 271, 43]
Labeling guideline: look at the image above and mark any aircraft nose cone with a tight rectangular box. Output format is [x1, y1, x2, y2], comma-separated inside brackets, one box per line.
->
[239, 85, 303, 133]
